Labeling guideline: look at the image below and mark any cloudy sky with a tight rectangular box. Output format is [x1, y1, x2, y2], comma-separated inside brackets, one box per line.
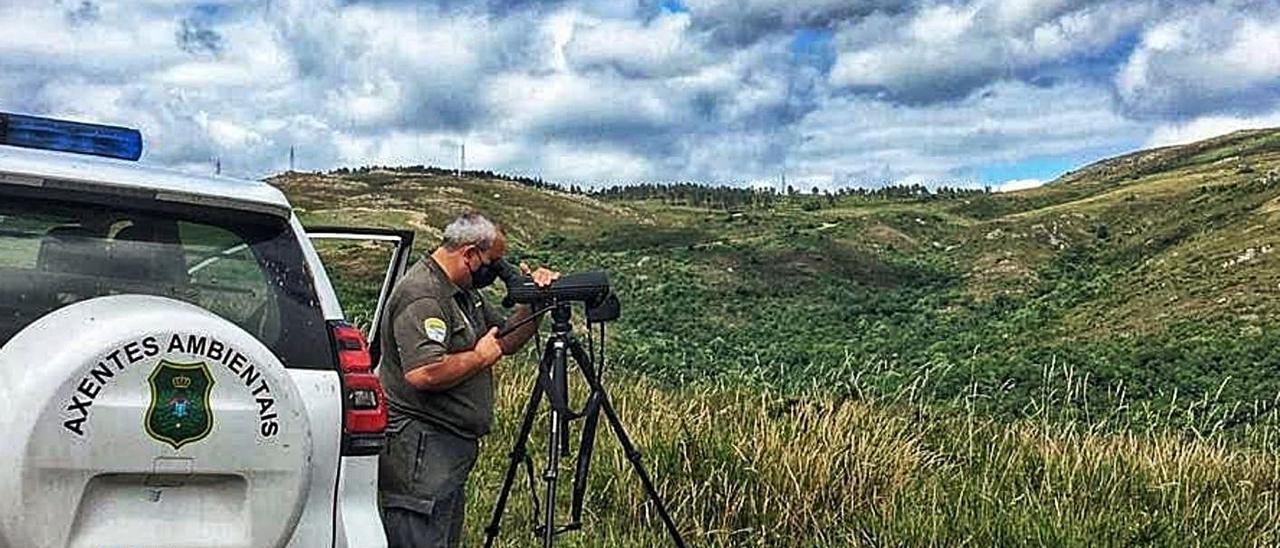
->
[2, 0, 1278, 190]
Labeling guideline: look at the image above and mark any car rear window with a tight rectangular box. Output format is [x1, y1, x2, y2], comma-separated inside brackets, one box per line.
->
[0, 188, 332, 369]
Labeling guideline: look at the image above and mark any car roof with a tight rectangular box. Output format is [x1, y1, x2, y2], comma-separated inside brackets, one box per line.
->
[0, 144, 292, 218]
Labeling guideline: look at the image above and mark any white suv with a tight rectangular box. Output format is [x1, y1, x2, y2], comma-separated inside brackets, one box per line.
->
[0, 113, 413, 547]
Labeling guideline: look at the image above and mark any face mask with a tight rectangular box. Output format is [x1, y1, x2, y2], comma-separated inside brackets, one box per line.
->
[470, 253, 500, 289]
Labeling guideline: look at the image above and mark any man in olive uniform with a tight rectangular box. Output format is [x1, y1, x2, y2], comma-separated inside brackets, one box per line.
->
[377, 212, 558, 547]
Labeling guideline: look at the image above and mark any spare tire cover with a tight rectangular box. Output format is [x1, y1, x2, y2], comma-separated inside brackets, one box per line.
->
[0, 295, 313, 548]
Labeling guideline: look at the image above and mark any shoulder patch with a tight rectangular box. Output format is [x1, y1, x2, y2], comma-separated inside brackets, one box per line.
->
[423, 317, 448, 343]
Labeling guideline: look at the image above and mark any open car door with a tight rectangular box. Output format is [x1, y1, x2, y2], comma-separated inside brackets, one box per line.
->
[306, 226, 416, 364]
[305, 226, 414, 547]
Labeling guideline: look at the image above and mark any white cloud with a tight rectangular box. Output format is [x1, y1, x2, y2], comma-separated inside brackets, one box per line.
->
[0, 3, 182, 75]
[152, 24, 294, 90]
[909, 3, 978, 43]
[563, 11, 710, 78]
[996, 178, 1045, 192]
[792, 81, 1147, 187]
[538, 143, 656, 183]
[480, 25, 803, 182]
[486, 71, 681, 140]
[829, 0, 1153, 103]
[1147, 111, 1280, 147]
[986, 0, 1079, 32]
[0, 0, 539, 177]
[333, 129, 465, 169]
[1117, 3, 1280, 118]
[682, 0, 906, 44]
[0, 0, 1269, 188]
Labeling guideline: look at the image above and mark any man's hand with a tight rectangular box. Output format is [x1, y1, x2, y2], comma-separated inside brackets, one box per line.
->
[496, 263, 560, 356]
[520, 262, 561, 288]
[475, 327, 504, 366]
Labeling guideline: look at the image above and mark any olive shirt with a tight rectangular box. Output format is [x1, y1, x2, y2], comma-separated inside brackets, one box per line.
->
[378, 255, 506, 440]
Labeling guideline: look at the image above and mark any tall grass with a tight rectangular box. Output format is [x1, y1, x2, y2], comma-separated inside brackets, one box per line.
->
[467, 352, 1280, 547]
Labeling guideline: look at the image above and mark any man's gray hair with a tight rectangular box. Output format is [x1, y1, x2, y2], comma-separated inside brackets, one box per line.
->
[441, 211, 501, 251]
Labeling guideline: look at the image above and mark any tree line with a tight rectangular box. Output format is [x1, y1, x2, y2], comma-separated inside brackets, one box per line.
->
[328, 164, 560, 190]
[327, 164, 991, 210]
[588, 182, 992, 210]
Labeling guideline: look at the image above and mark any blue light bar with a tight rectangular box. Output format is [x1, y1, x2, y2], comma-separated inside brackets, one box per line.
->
[0, 112, 143, 161]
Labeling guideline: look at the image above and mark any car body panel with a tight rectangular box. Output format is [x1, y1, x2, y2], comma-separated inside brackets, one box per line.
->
[295, 221, 399, 548]
[0, 296, 313, 548]
[305, 227, 416, 548]
[333, 456, 386, 548]
[285, 368, 345, 548]
[0, 144, 291, 218]
[0, 143, 393, 547]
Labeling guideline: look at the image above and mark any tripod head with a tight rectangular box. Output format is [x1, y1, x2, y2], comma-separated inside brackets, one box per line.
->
[549, 300, 574, 335]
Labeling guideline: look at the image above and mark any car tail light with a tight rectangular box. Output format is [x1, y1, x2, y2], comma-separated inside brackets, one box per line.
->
[330, 321, 387, 455]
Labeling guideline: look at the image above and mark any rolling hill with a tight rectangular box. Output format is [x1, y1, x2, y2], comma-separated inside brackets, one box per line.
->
[271, 129, 1280, 546]
[274, 127, 1280, 415]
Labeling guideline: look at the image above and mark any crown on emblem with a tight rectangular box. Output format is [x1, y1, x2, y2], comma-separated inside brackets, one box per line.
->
[172, 375, 192, 389]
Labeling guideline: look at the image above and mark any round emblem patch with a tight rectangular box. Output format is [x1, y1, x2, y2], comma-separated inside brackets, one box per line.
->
[423, 317, 448, 343]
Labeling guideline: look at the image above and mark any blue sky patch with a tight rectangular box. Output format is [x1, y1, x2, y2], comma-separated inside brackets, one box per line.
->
[659, 0, 687, 14]
[791, 28, 835, 73]
[976, 143, 1140, 185]
[978, 157, 1081, 184]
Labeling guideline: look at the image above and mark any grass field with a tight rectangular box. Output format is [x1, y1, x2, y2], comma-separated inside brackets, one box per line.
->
[466, 357, 1280, 546]
[283, 128, 1280, 546]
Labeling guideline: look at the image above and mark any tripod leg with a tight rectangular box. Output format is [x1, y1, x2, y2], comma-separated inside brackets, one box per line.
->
[570, 389, 602, 523]
[597, 395, 687, 548]
[568, 340, 604, 524]
[541, 339, 570, 548]
[568, 340, 687, 548]
[483, 363, 549, 547]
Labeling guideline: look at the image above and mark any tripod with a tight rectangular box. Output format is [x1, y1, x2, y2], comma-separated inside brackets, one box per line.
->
[483, 301, 686, 548]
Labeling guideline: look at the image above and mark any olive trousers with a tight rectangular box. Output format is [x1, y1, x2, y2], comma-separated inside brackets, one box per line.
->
[379, 419, 479, 548]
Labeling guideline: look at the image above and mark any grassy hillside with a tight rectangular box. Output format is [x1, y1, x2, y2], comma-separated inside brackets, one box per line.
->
[279, 127, 1280, 417]
[272, 128, 1280, 545]
[273, 169, 643, 248]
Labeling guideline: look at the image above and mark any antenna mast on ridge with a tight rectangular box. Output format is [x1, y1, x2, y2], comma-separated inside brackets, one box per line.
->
[458, 143, 466, 177]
